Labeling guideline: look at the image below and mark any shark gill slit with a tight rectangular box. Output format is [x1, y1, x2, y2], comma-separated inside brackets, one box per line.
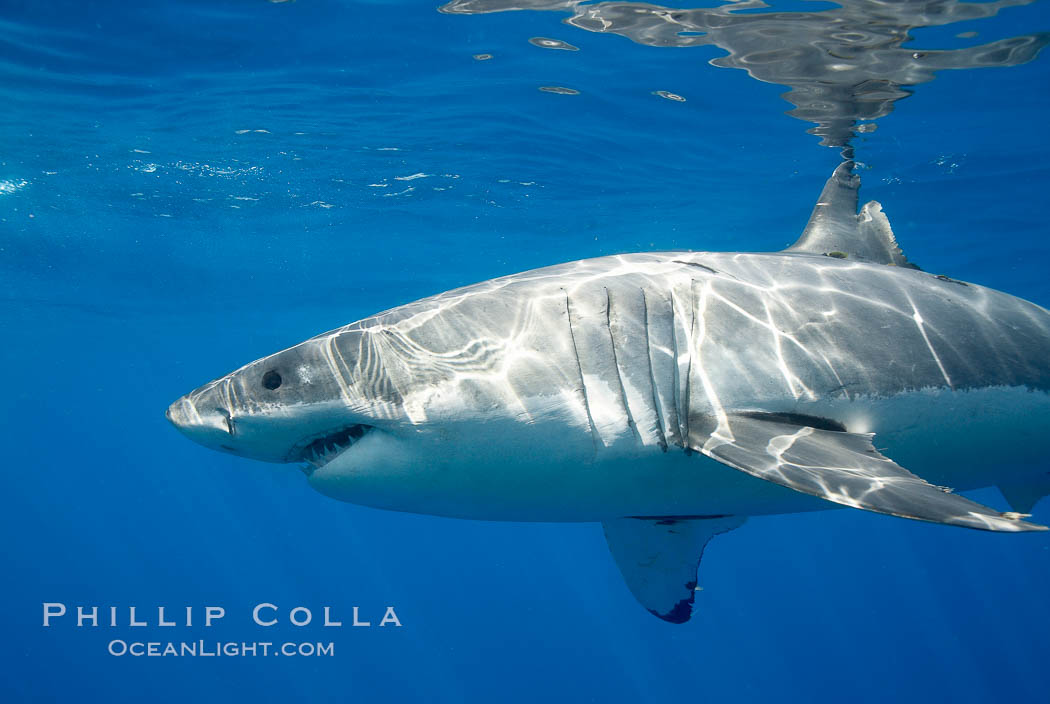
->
[669, 287, 689, 448]
[564, 290, 599, 454]
[372, 330, 408, 406]
[358, 333, 379, 395]
[328, 333, 358, 405]
[664, 288, 682, 447]
[347, 333, 370, 401]
[605, 287, 643, 445]
[360, 333, 386, 400]
[641, 289, 669, 451]
[221, 377, 235, 418]
[683, 280, 698, 448]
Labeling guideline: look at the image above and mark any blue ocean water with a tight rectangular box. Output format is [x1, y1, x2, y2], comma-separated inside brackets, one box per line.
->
[3, 0, 1050, 701]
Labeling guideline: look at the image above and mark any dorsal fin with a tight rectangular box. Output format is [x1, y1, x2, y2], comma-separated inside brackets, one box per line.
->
[784, 161, 919, 269]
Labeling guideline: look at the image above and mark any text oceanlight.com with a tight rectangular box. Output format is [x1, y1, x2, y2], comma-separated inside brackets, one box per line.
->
[42, 602, 402, 657]
[107, 640, 335, 657]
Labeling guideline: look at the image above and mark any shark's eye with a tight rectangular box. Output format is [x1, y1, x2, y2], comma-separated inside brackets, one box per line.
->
[262, 370, 282, 390]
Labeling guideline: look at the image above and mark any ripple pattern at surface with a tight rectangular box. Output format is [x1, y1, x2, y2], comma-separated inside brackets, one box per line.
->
[442, 0, 1050, 147]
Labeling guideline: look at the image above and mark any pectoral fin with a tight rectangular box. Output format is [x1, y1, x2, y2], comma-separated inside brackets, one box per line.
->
[689, 413, 1046, 533]
[603, 515, 745, 624]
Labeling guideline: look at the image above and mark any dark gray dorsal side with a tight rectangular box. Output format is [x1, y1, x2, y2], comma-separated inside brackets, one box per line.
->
[785, 161, 919, 269]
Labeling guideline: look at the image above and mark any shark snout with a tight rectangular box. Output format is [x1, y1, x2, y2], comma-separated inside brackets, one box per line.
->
[166, 392, 236, 451]
[166, 382, 309, 463]
[165, 396, 192, 426]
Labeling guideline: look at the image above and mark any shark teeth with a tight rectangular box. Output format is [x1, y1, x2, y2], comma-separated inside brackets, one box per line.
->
[299, 424, 371, 475]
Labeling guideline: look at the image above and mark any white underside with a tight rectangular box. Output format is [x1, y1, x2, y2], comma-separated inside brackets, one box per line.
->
[307, 385, 1050, 522]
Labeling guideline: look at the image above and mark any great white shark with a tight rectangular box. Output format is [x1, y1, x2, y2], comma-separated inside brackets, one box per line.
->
[168, 162, 1050, 623]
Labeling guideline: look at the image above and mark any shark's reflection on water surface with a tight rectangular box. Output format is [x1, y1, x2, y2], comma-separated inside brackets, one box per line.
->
[441, 0, 1049, 147]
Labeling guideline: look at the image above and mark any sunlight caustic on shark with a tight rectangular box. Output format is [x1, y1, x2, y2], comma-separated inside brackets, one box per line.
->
[168, 162, 1050, 623]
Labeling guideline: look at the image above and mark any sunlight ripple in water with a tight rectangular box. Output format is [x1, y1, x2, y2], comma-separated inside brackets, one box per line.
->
[442, 0, 1050, 148]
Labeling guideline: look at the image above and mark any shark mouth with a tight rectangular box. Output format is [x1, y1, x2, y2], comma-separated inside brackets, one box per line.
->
[291, 424, 373, 473]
